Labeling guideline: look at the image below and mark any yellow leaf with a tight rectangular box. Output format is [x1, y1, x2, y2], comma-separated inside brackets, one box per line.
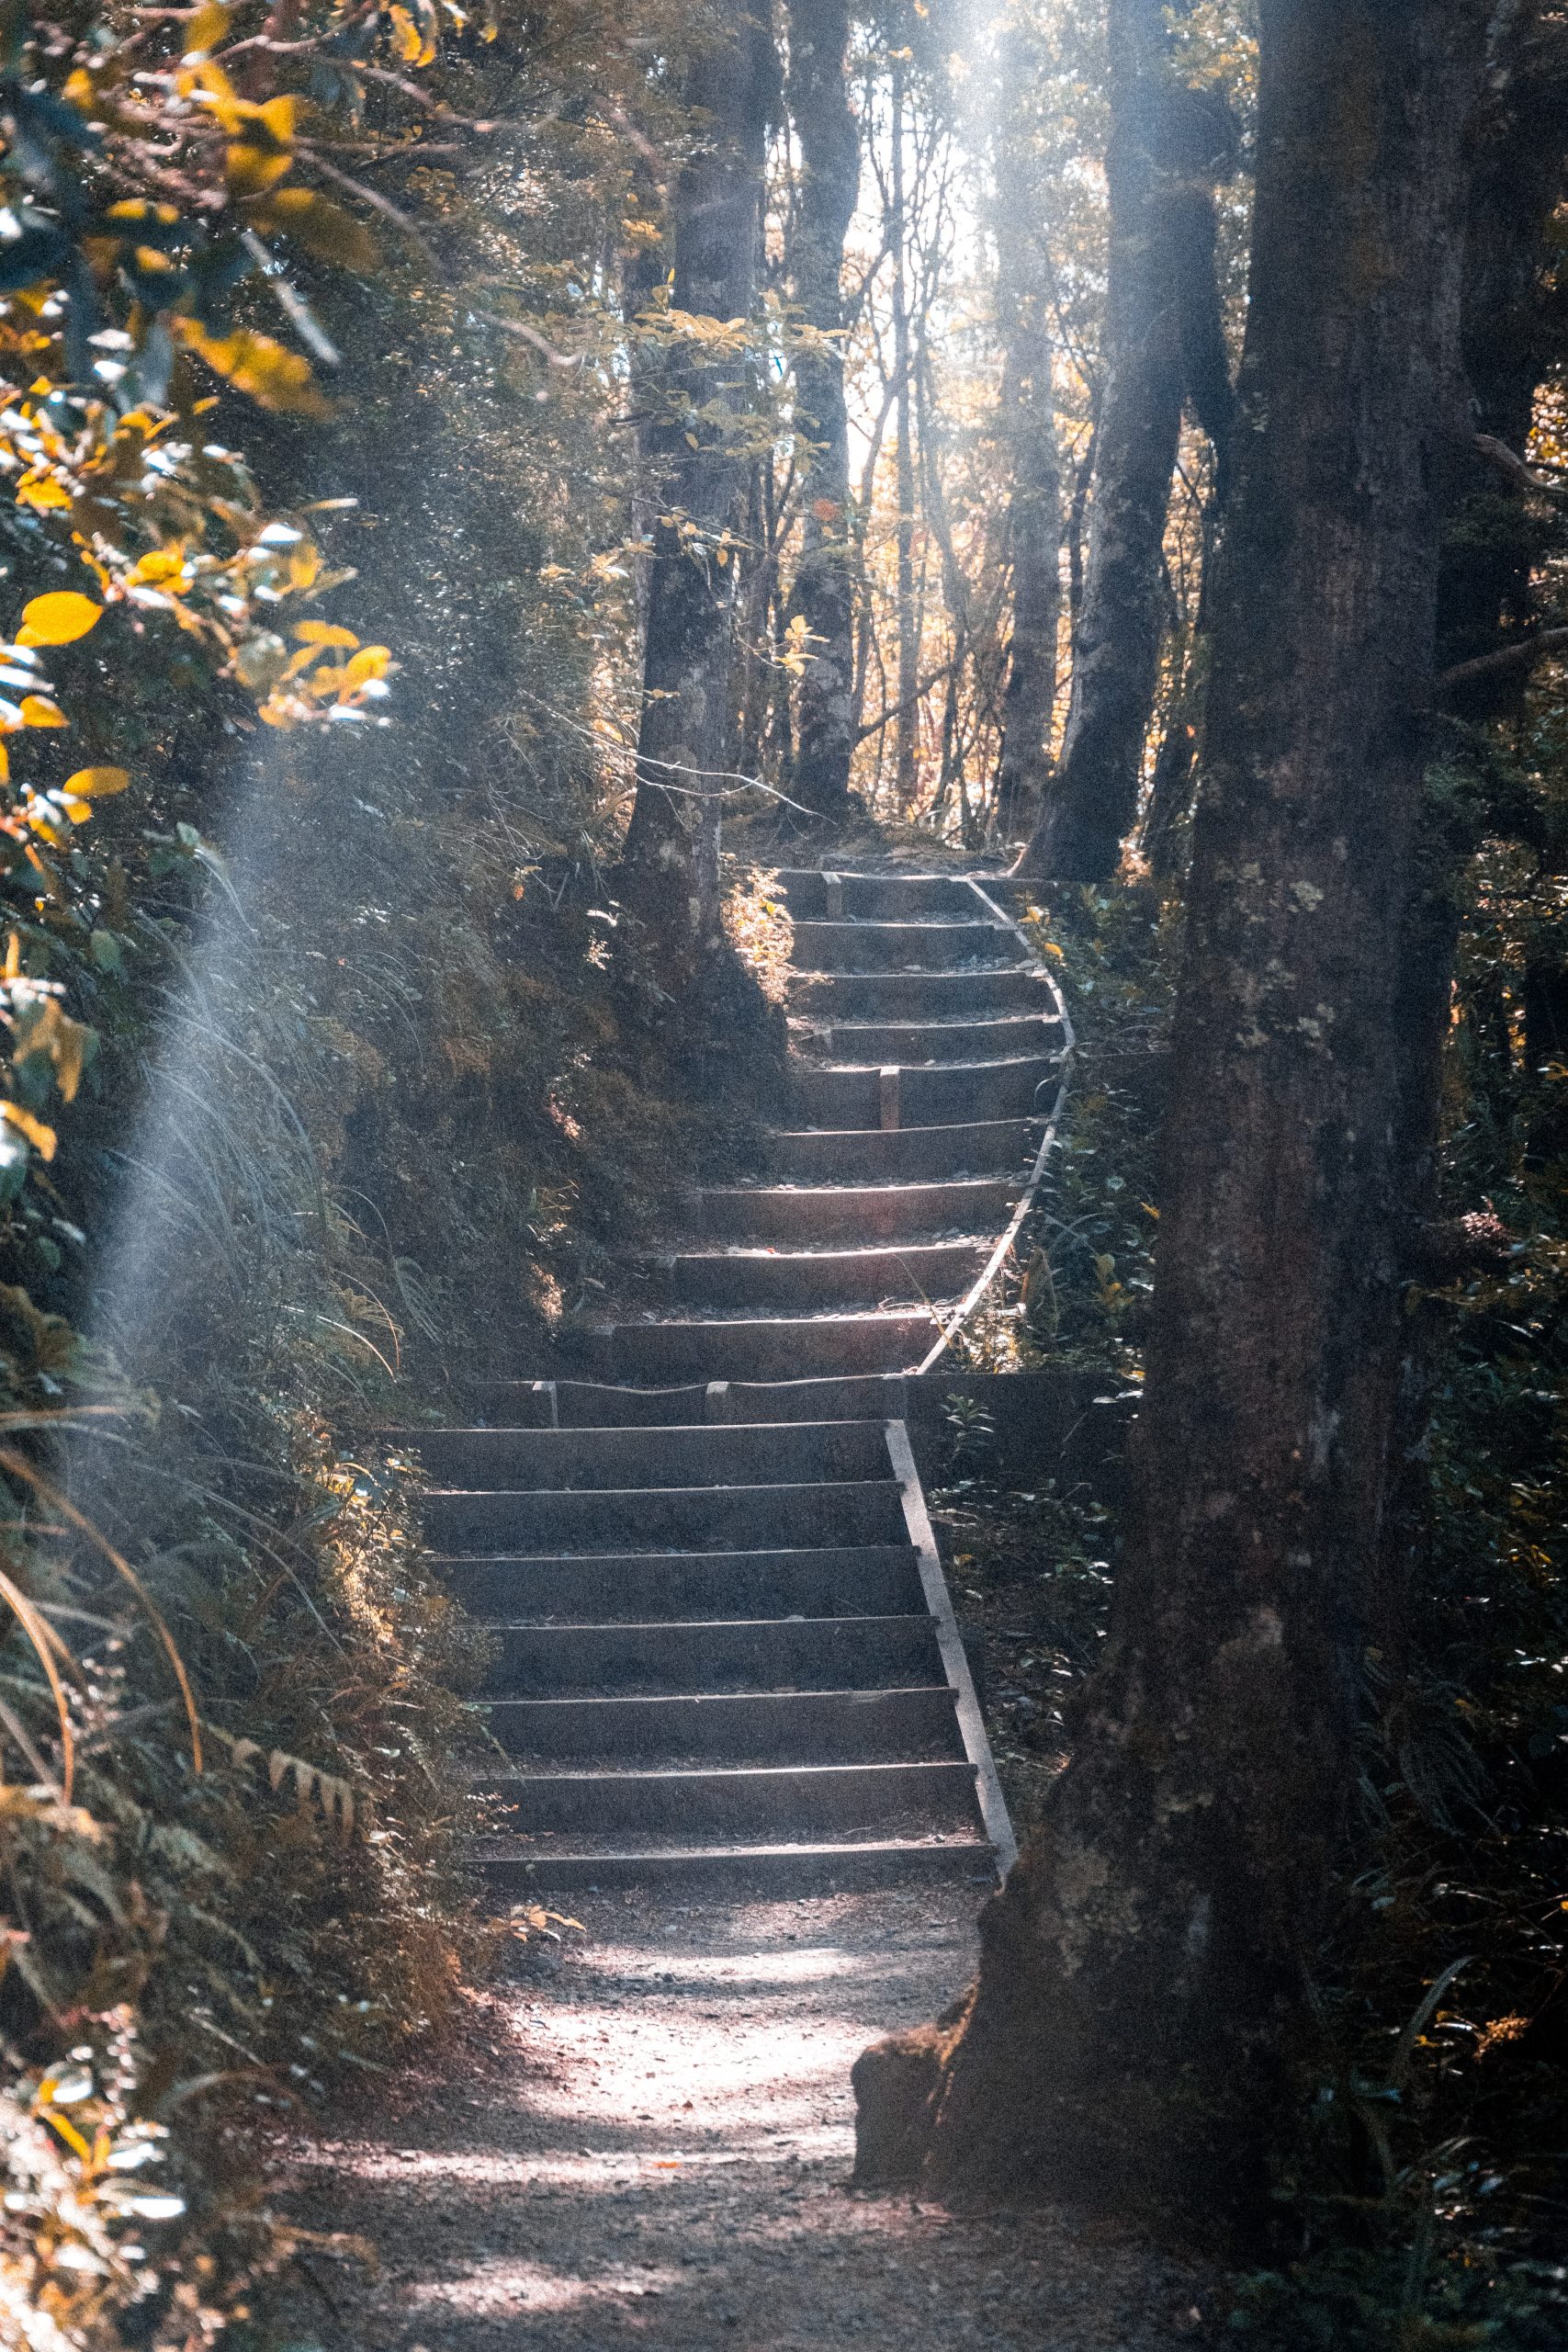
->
[63, 767, 129, 798]
[258, 96, 298, 144]
[186, 59, 248, 135]
[183, 0, 231, 55]
[20, 696, 67, 729]
[175, 320, 330, 417]
[389, 3, 436, 63]
[17, 477, 72, 514]
[343, 645, 390, 688]
[251, 187, 379, 273]
[129, 549, 186, 586]
[18, 593, 102, 647]
[294, 621, 359, 648]
[107, 199, 179, 226]
[226, 141, 293, 196]
[3, 1103, 56, 1160]
[39, 2107, 89, 2158]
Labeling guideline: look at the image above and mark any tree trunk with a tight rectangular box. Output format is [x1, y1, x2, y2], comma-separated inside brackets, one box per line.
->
[1384, 0, 1568, 1607]
[1014, 1, 1235, 884]
[853, 0, 1483, 2227]
[786, 0, 860, 821]
[890, 59, 919, 816]
[620, 10, 775, 967]
[991, 243, 1063, 846]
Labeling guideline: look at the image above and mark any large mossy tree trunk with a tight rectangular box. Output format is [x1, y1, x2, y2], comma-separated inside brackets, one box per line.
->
[785, 0, 860, 821]
[1014, 0, 1235, 885]
[620, 8, 775, 969]
[854, 0, 1483, 2226]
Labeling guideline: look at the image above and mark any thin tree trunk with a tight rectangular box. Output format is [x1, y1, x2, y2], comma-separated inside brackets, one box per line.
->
[1140, 478, 1217, 876]
[890, 59, 919, 814]
[620, 10, 775, 967]
[989, 33, 1063, 848]
[992, 311, 1063, 845]
[853, 0, 1483, 2225]
[1015, 1, 1235, 884]
[786, 0, 860, 820]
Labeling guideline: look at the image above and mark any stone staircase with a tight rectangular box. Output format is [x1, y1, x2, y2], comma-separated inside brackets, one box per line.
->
[421, 867, 1070, 1891]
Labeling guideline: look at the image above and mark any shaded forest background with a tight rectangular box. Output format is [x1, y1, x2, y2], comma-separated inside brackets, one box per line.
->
[0, 4, 1564, 2348]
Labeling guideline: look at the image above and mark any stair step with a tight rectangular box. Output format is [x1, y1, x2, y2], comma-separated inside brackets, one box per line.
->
[692, 1176, 1015, 1246]
[484, 1684, 964, 1762]
[640, 1237, 986, 1311]
[789, 919, 1012, 974]
[478, 1835, 998, 1894]
[774, 870, 983, 920]
[404, 1418, 890, 1492]
[793, 1011, 1061, 1066]
[424, 1476, 907, 1555]
[481, 1613, 942, 1696]
[476, 1375, 927, 1428]
[436, 1544, 924, 1622]
[580, 1308, 942, 1383]
[766, 1117, 1033, 1184]
[795, 1052, 1060, 1128]
[789, 966, 1046, 1019]
[479, 1758, 982, 1838]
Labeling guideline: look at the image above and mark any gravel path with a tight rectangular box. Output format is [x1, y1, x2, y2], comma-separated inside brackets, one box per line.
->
[279, 1883, 1209, 2349]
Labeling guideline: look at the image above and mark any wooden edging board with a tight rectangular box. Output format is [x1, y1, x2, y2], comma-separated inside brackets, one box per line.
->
[885, 1414, 1017, 1880]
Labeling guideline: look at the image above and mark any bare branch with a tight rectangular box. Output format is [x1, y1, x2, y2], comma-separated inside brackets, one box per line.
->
[1473, 431, 1568, 505]
[1438, 626, 1568, 692]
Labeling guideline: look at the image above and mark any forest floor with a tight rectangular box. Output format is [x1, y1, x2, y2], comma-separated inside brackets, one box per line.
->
[276, 1884, 1209, 2351]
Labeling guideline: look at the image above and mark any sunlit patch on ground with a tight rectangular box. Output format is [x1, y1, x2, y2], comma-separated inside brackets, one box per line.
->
[276, 1888, 1204, 2350]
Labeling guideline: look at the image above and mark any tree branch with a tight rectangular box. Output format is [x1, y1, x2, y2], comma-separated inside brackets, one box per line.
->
[1473, 430, 1568, 505]
[1438, 626, 1568, 693]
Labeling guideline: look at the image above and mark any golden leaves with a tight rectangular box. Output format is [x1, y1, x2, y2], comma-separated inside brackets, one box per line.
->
[2, 1102, 56, 1160]
[62, 766, 129, 799]
[11, 991, 94, 1102]
[183, 0, 231, 57]
[249, 187, 379, 273]
[17, 593, 102, 647]
[175, 319, 331, 416]
[258, 622, 394, 727]
[390, 3, 437, 66]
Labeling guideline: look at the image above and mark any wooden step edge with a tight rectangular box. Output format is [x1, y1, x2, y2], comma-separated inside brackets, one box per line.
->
[475, 1611, 940, 1637]
[424, 1475, 903, 1502]
[478, 1838, 1001, 1890]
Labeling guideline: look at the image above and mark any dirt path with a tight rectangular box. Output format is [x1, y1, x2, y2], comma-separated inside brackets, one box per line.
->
[281, 1885, 1208, 2350]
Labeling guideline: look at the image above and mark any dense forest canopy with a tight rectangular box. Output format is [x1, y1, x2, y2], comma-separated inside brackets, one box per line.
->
[0, 2, 1565, 2346]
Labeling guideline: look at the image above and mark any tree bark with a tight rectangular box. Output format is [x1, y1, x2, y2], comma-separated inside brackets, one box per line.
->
[854, 0, 1483, 2226]
[785, 0, 860, 821]
[1014, 1, 1235, 884]
[1382, 0, 1568, 1613]
[620, 10, 775, 967]
[890, 58, 919, 816]
[991, 234, 1063, 846]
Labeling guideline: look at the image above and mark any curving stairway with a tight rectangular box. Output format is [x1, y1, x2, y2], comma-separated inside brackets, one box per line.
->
[422, 867, 1069, 1891]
